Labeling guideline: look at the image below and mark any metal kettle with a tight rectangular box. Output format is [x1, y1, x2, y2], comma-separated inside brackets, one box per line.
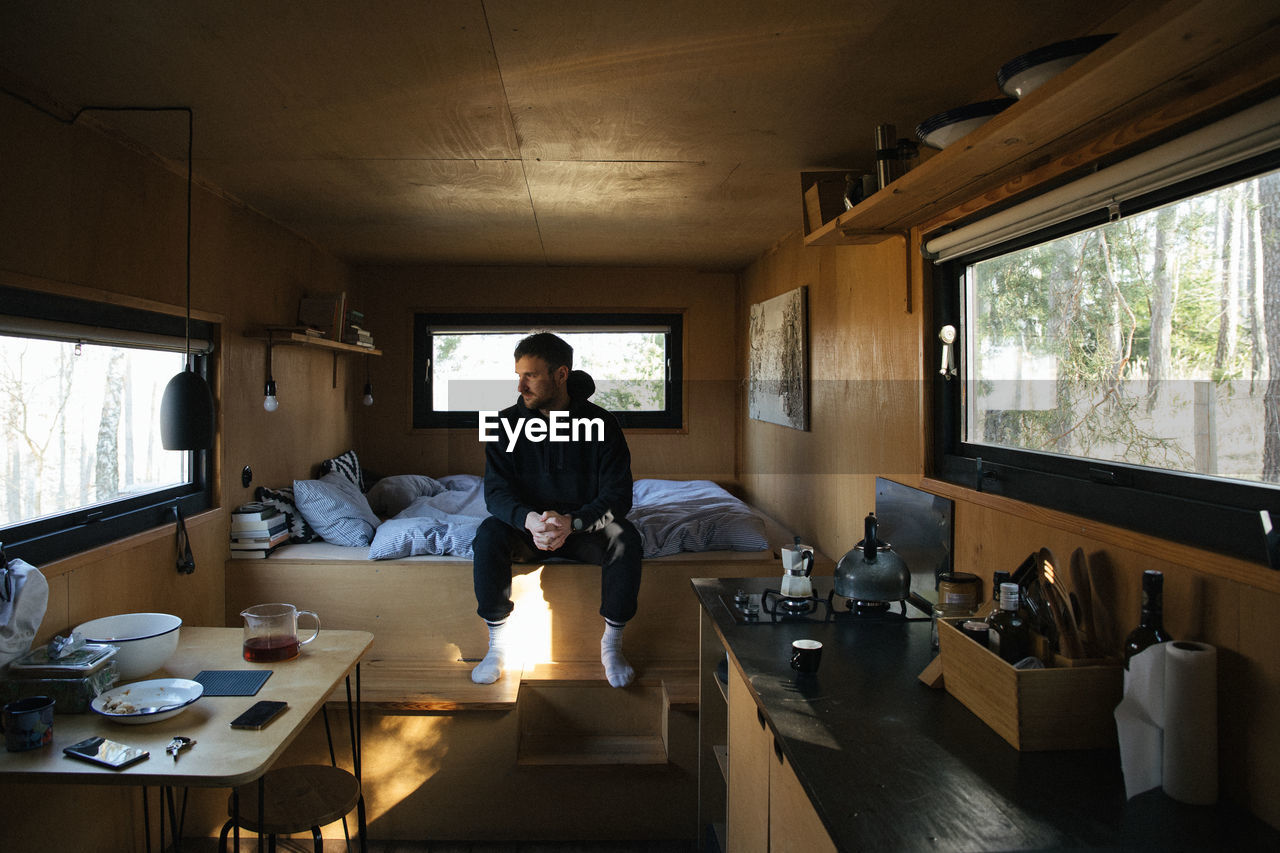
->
[834, 512, 912, 603]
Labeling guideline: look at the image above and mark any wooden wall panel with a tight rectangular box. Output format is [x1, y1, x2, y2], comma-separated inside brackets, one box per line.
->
[2, 84, 362, 850]
[352, 265, 739, 482]
[738, 231, 925, 561]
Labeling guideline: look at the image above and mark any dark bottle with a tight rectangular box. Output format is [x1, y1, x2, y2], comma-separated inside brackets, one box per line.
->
[989, 570, 1010, 612]
[987, 582, 1031, 664]
[1123, 570, 1172, 669]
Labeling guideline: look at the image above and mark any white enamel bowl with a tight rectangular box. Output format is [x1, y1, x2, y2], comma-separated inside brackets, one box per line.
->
[75, 612, 182, 680]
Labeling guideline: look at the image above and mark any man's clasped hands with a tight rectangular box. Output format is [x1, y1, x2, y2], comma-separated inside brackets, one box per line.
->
[525, 510, 573, 551]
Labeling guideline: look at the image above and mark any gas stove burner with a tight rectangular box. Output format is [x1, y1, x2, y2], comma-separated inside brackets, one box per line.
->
[828, 591, 932, 622]
[849, 599, 893, 616]
[761, 588, 830, 622]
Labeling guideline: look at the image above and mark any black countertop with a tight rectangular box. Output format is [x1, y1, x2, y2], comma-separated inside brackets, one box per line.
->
[693, 576, 1278, 852]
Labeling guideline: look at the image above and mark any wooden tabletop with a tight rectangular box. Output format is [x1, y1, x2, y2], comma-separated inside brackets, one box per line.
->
[0, 627, 373, 788]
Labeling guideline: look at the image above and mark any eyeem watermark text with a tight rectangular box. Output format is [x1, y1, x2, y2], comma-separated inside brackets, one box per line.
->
[479, 412, 605, 451]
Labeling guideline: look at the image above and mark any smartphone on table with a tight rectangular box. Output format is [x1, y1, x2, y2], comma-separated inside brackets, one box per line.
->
[229, 699, 288, 730]
[64, 736, 149, 769]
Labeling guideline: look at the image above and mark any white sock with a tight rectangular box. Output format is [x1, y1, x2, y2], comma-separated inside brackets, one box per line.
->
[601, 620, 634, 688]
[471, 619, 509, 684]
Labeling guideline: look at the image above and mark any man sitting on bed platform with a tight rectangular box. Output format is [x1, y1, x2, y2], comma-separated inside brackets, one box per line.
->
[470, 332, 642, 687]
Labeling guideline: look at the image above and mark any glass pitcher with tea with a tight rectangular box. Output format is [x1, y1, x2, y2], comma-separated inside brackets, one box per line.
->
[241, 603, 320, 662]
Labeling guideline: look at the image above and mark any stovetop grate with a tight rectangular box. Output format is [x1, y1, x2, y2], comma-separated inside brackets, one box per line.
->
[722, 585, 931, 624]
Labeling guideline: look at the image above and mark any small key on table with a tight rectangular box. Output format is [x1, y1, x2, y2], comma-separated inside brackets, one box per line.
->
[166, 736, 195, 761]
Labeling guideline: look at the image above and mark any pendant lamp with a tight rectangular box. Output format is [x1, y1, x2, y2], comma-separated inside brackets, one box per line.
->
[160, 108, 215, 450]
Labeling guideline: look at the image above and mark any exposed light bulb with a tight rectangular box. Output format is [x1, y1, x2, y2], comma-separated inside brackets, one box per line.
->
[263, 378, 279, 412]
[361, 381, 374, 407]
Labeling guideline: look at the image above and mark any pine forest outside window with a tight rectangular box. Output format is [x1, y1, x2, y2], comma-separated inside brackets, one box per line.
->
[936, 154, 1280, 565]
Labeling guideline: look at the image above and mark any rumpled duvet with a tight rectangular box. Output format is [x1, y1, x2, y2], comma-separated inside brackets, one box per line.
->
[365, 474, 766, 560]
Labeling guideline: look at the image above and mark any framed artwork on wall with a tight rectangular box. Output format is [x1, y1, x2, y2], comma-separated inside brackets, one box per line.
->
[748, 285, 809, 430]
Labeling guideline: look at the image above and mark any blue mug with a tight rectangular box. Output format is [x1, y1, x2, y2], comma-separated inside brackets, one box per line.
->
[2, 695, 55, 751]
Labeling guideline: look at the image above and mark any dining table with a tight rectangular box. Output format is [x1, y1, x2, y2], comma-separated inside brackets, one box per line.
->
[0, 626, 373, 851]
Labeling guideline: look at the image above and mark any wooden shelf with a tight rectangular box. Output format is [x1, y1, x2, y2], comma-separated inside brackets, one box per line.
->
[804, 0, 1280, 247]
[251, 328, 381, 356]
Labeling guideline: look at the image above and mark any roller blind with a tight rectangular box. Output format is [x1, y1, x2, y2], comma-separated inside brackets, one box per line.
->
[924, 95, 1280, 262]
[0, 314, 213, 354]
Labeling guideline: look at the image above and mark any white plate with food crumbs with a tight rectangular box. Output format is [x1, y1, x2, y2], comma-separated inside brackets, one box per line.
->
[91, 678, 204, 724]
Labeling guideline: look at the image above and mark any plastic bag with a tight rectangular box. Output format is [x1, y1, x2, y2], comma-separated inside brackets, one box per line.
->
[1, 555, 50, 669]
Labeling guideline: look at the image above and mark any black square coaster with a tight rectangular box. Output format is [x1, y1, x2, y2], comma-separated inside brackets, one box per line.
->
[193, 669, 272, 696]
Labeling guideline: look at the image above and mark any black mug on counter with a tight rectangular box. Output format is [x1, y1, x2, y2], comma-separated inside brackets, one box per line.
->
[790, 639, 823, 674]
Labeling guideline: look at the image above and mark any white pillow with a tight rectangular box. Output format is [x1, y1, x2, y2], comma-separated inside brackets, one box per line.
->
[293, 472, 381, 546]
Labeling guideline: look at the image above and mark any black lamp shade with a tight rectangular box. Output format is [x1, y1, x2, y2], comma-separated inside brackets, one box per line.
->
[160, 368, 215, 450]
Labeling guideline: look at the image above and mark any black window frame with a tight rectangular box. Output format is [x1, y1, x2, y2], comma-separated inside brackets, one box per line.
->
[413, 311, 684, 430]
[932, 150, 1280, 568]
[0, 285, 214, 566]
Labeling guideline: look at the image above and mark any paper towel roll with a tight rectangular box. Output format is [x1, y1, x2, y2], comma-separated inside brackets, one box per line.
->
[1162, 641, 1217, 805]
[1115, 644, 1167, 799]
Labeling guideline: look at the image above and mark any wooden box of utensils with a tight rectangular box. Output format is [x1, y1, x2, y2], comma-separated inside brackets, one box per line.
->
[937, 547, 1121, 750]
[937, 617, 1121, 750]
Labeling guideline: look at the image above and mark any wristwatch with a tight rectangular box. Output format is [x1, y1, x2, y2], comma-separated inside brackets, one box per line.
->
[572, 516, 584, 531]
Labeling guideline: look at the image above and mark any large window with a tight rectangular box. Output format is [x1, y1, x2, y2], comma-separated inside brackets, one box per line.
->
[932, 106, 1280, 566]
[0, 286, 214, 565]
[413, 312, 683, 429]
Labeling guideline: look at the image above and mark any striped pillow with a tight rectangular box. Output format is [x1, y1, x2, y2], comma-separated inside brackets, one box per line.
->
[293, 472, 380, 546]
[320, 449, 366, 493]
[254, 485, 321, 543]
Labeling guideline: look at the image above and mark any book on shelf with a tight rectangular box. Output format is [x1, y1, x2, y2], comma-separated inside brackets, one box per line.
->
[233, 542, 287, 559]
[231, 503, 280, 523]
[230, 516, 288, 535]
[342, 325, 375, 347]
[230, 529, 291, 549]
[264, 325, 325, 338]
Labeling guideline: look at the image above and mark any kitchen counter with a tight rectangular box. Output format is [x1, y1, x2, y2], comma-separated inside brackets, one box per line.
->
[693, 576, 1278, 852]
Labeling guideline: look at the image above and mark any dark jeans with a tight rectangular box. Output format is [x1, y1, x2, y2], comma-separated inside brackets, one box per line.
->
[472, 515, 643, 624]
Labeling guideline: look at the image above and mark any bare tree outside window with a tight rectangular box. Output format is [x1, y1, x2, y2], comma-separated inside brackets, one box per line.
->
[0, 337, 186, 528]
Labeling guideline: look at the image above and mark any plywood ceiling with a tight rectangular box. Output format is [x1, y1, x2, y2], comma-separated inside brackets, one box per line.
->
[0, 0, 1130, 271]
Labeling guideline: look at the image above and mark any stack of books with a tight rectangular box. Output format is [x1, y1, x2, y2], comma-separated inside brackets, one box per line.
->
[342, 309, 375, 348]
[230, 503, 290, 558]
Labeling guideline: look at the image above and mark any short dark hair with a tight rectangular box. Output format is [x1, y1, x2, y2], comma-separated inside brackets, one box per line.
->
[514, 332, 573, 371]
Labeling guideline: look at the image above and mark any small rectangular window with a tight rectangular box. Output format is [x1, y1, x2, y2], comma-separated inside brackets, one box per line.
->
[0, 285, 213, 564]
[413, 312, 682, 429]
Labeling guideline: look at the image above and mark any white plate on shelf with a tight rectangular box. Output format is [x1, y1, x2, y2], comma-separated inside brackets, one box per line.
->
[90, 678, 204, 725]
[915, 99, 1016, 150]
[997, 34, 1115, 99]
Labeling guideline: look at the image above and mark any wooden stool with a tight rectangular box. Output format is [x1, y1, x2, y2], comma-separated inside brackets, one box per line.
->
[218, 764, 362, 852]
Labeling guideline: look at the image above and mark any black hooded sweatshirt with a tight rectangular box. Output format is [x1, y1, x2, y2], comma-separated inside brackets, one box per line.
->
[482, 372, 632, 533]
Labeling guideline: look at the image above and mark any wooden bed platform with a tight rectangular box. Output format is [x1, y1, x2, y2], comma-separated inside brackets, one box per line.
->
[223, 511, 814, 709]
